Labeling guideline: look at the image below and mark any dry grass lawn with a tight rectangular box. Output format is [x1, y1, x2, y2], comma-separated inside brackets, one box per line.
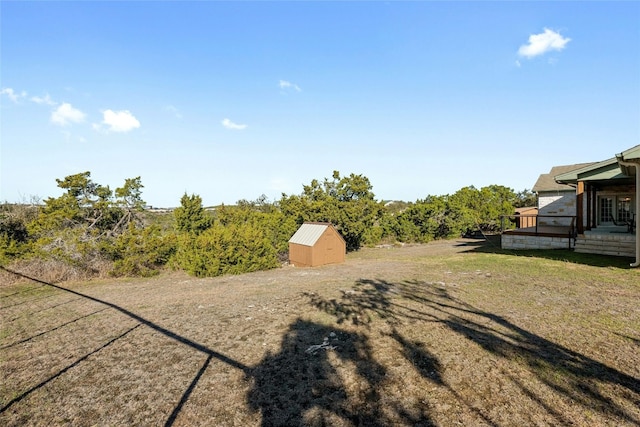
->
[1, 238, 639, 426]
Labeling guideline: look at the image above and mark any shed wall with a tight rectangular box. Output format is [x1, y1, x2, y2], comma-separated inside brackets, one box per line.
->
[288, 227, 345, 267]
[312, 228, 345, 266]
[288, 242, 313, 267]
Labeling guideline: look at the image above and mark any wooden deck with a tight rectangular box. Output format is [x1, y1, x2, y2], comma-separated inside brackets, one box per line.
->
[502, 225, 574, 238]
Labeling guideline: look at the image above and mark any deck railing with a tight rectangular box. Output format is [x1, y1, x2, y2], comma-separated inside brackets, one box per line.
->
[501, 214, 577, 243]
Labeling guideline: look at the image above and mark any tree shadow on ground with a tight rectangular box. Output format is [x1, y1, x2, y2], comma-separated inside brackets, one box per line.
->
[456, 236, 636, 268]
[305, 278, 640, 425]
[246, 318, 440, 426]
[4, 266, 638, 426]
[2, 267, 438, 427]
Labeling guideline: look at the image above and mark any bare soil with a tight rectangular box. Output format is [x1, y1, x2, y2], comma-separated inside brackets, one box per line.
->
[1, 239, 639, 426]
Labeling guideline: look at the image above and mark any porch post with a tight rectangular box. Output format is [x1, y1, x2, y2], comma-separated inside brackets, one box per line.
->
[617, 159, 639, 268]
[586, 184, 592, 231]
[576, 181, 585, 234]
[591, 185, 598, 229]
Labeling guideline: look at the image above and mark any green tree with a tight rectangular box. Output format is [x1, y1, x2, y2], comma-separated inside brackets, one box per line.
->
[478, 185, 517, 231]
[515, 189, 537, 208]
[390, 195, 453, 242]
[110, 176, 146, 234]
[29, 171, 124, 236]
[280, 171, 383, 251]
[172, 221, 279, 277]
[103, 223, 175, 277]
[448, 185, 517, 234]
[173, 193, 212, 234]
[18, 172, 160, 278]
[115, 177, 145, 210]
[219, 199, 297, 256]
[0, 206, 32, 262]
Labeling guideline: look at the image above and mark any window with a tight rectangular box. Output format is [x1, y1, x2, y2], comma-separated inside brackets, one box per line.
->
[600, 197, 613, 224]
[618, 197, 632, 222]
[599, 195, 634, 225]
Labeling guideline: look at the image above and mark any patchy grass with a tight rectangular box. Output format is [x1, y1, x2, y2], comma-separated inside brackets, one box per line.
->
[1, 239, 639, 426]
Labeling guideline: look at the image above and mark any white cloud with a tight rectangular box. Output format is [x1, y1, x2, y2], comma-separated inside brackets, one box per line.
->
[1, 87, 27, 103]
[221, 118, 247, 130]
[164, 105, 183, 119]
[518, 28, 571, 59]
[279, 80, 301, 92]
[51, 103, 86, 126]
[98, 109, 141, 133]
[31, 94, 57, 106]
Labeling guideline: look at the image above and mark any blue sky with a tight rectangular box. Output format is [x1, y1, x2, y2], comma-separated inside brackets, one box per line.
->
[1, 1, 639, 208]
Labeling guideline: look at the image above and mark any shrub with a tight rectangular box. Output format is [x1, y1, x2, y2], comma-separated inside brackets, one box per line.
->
[103, 225, 176, 277]
[173, 222, 279, 277]
[0, 210, 32, 263]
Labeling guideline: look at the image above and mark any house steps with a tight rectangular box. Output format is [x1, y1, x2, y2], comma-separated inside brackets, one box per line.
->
[574, 232, 636, 258]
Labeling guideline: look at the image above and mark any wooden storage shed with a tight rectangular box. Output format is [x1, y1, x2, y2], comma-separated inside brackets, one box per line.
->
[288, 222, 346, 267]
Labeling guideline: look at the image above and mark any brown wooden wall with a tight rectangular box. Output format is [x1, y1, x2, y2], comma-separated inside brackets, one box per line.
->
[289, 227, 346, 267]
[288, 242, 313, 267]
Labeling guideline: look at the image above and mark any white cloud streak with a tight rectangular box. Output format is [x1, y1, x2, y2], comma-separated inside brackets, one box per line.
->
[1, 87, 27, 103]
[51, 103, 86, 126]
[99, 109, 141, 133]
[279, 80, 301, 92]
[4, 87, 143, 137]
[31, 94, 57, 106]
[2, 88, 57, 106]
[518, 28, 571, 59]
[165, 105, 183, 119]
[221, 118, 247, 130]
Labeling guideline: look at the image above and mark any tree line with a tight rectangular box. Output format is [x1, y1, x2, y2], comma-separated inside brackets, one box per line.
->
[0, 171, 535, 281]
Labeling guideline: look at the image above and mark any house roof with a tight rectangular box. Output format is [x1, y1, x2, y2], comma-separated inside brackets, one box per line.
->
[617, 144, 640, 176]
[532, 163, 595, 192]
[554, 145, 640, 184]
[619, 144, 640, 161]
[555, 158, 621, 183]
[289, 222, 342, 247]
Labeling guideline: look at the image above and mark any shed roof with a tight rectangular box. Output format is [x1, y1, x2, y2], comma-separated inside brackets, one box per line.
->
[515, 206, 537, 214]
[289, 222, 341, 247]
[532, 163, 595, 193]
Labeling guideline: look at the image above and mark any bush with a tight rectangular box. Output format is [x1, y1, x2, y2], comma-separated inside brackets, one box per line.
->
[0, 257, 111, 285]
[361, 225, 384, 247]
[103, 225, 176, 277]
[0, 236, 31, 265]
[0, 211, 32, 263]
[173, 222, 279, 277]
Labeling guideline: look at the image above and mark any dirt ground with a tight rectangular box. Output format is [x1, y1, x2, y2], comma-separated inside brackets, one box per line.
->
[1, 239, 639, 426]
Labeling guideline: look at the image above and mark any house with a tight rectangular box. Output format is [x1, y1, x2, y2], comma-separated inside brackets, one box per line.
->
[531, 163, 595, 227]
[288, 222, 346, 267]
[502, 145, 639, 267]
[501, 164, 593, 250]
